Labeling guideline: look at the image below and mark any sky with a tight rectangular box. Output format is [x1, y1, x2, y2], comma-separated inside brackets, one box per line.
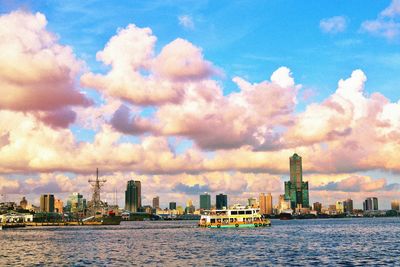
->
[0, 0, 400, 209]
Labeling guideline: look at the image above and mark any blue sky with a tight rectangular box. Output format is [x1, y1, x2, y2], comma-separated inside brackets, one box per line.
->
[2, 0, 398, 102]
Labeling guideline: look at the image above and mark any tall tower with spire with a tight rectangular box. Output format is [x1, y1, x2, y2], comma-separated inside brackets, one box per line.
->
[284, 153, 309, 209]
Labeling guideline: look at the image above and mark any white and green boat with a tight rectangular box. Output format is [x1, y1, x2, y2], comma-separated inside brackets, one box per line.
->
[199, 205, 271, 228]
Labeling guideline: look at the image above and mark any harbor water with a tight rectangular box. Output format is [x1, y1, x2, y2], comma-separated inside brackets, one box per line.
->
[1, 217, 400, 266]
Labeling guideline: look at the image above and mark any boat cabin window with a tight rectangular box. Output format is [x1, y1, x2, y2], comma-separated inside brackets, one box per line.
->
[211, 219, 215, 223]
[239, 210, 245, 215]
[231, 211, 238, 215]
[246, 210, 252, 214]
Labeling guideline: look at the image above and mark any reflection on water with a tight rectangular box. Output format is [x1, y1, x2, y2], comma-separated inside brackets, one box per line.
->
[1, 218, 400, 266]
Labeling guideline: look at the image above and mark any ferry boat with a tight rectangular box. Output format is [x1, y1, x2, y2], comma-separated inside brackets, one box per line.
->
[199, 205, 271, 228]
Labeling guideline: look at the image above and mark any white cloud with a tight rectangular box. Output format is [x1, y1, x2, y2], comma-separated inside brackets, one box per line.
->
[178, 15, 194, 29]
[319, 16, 347, 34]
[361, 0, 400, 40]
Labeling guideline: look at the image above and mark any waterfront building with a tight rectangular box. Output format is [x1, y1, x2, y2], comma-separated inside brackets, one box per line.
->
[391, 200, 400, 211]
[40, 194, 54, 213]
[363, 197, 378, 211]
[259, 193, 272, 215]
[200, 193, 211, 210]
[185, 199, 195, 214]
[54, 199, 63, 213]
[66, 192, 87, 213]
[20, 197, 28, 210]
[284, 153, 309, 209]
[278, 194, 291, 213]
[125, 180, 141, 212]
[152, 196, 160, 209]
[169, 202, 177, 210]
[216, 193, 228, 210]
[336, 201, 344, 214]
[313, 202, 322, 213]
[344, 198, 353, 213]
[248, 197, 258, 208]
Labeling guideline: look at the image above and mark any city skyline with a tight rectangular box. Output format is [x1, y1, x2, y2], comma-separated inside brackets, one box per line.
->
[0, 1, 400, 209]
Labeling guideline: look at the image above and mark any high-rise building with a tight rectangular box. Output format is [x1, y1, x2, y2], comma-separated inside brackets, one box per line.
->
[152, 196, 160, 209]
[363, 197, 378, 211]
[344, 198, 353, 213]
[336, 201, 344, 213]
[216, 193, 228, 210]
[185, 199, 195, 214]
[125, 180, 141, 212]
[66, 192, 87, 213]
[248, 197, 258, 208]
[259, 193, 273, 215]
[284, 153, 309, 209]
[200, 193, 211, 210]
[40, 194, 55, 213]
[313, 202, 322, 213]
[54, 199, 63, 213]
[169, 202, 177, 210]
[20, 196, 28, 210]
[391, 200, 400, 211]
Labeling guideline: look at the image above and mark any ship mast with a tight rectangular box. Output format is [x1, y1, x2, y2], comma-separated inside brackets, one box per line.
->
[88, 168, 106, 214]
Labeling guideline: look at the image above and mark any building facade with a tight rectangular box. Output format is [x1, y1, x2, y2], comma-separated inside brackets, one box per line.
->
[200, 193, 211, 210]
[363, 197, 378, 211]
[169, 202, 177, 210]
[216, 193, 228, 210]
[66, 192, 87, 213]
[152, 196, 160, 209]
[40, 194, 55, 213]
[391, 200, 400, 211]
[344, 198, 353, 213]
[259, 193, 273, 215]
[54, 199, 63, 213]
[284, 153, 309, 209]
[313, 202, 322, 213]
[125, 180, 141, 212]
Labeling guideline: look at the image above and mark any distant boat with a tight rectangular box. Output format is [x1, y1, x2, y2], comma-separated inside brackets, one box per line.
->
[279, 209, 294, 220]
[199, 205, 271, 228]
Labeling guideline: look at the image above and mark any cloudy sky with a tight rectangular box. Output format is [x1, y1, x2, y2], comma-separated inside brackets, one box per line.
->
[1, 0, 400, 209]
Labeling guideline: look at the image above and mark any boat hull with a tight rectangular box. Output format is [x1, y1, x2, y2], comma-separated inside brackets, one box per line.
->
[201, 222, 271, 228]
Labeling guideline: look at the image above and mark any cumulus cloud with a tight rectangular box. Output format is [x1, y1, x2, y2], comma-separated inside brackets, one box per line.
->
[110, 105, 154, 135]
[361, 0, 400, 40]
[319, 16, 347, 33]
[81, 24, 218, 106]
[178, 15, 194, 29]
[0, 11, 91, 127]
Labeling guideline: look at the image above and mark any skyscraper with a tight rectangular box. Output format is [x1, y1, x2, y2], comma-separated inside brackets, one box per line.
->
[66, 192, 87, 213]
[313, 202, 322, 213]
[259, 193, 273, 215]
[216, 193, 228, 209]
[40, 194, 55, 212]
[284, 153, 309, 209]
[344, 198, 353, 213]
[336, 201, 344, 213]
[363, 197, 378, 211]
[391, 200, 400, 211]
[169, 202, 177, 210]
[125, 180, 141, 212]
[200, 193, 211, 210]
[153, 196, 160, 209]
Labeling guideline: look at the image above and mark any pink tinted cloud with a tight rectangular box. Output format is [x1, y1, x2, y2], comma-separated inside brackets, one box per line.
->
[0, 11, 91, 127]
[81, 25, 218, 106]
[153, 38, 219, 81]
